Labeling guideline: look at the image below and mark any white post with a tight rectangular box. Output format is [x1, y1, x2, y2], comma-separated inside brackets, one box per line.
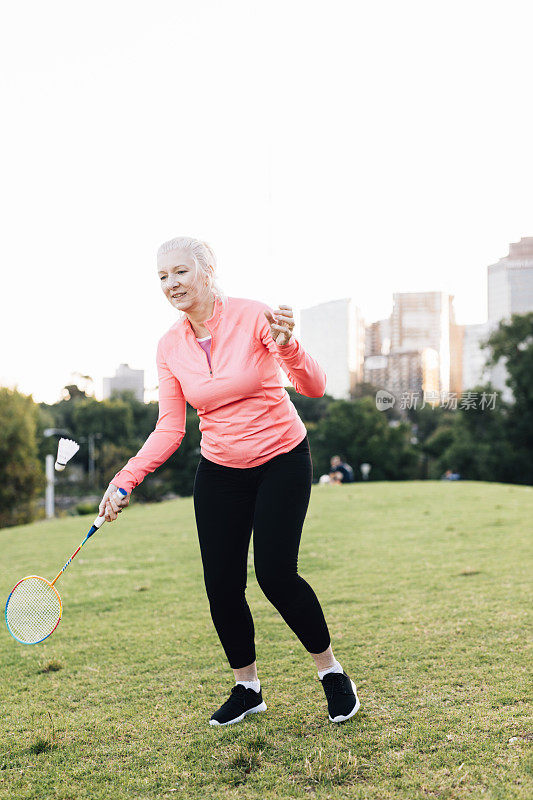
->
[88, 433, 95, 486]
[360, 462, 371, 481]
[45, 454, 55, 519]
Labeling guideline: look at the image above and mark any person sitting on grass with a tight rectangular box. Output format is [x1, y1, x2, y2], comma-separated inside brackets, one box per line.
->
[329, 455, 354, 484]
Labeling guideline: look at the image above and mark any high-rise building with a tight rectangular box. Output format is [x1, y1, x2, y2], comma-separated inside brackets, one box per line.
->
[390, 291, 457, 393]
[486, 236, 533, 402]
[363, 354, 388, 388]
[300, 298, 365, 399]
[363, 347, 440, 399]
[488, 237, 533, 323]
[449, 321, 464, 395]
[462, 322, 492, 391]
[103, 363, 145, 402]
[387, 348, 440, 399]
[365, 318, 391, 357]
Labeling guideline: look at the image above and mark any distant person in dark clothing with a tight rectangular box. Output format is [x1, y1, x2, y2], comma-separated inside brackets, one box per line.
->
[329, 455, 354, 484]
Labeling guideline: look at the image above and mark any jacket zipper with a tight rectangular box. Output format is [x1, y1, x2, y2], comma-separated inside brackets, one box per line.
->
[194, 331, 214, 378]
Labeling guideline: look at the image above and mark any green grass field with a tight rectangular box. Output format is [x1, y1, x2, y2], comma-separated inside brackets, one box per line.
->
[0, 481, 531, 800]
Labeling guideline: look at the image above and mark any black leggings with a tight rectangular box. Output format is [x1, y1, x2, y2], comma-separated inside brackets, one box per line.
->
[193, 434, 331, 669]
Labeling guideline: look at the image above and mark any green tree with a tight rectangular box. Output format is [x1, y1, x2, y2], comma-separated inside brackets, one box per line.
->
[406, 404, 454, 445]
[404, 313, 533, 485]
[72, 398, 135, 442]
[62, 384, 89, 401]
[0, 388, 46, 528]
[433, 385, 516, 481]
[484, 312, 533, 409]
[96, 442, 139, 491]
[484, 313, 533, 482]
[311, 397, 418, 481]
[285, 387, 334, 423]
[97, 399, 202, 500]
[107, 390, 159, 440]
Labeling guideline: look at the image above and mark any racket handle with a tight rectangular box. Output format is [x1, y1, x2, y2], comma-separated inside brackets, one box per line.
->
[93, 488, 128, 529]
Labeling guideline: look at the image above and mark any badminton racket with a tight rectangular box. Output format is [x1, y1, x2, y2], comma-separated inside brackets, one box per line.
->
[4, 488, 127, 645]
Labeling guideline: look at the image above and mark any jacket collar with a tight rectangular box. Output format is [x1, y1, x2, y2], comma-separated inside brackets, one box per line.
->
[181, 294, 224, 338]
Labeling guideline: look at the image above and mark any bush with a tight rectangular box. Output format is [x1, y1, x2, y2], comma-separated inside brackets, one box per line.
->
[74, 501, 100, 516]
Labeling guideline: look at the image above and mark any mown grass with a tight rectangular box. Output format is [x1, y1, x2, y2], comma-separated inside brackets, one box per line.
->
[0, 480, 531, 799]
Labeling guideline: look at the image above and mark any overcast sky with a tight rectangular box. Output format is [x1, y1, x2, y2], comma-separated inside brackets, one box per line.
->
[1, 0, 532, 403]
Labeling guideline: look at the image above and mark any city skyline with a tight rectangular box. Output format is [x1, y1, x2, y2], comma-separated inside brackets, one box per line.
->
[303, 236, 533, 405]
[5, 233, 533, 405]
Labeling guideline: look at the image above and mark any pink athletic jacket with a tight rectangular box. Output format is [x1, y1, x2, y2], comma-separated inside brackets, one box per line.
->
[112, 295, 327, 493]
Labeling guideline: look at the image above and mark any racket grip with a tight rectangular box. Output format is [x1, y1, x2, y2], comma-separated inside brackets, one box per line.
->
[93, 488, 128, 529]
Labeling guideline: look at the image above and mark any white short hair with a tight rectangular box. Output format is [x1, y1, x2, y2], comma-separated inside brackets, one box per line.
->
[156, 236, 228, 314]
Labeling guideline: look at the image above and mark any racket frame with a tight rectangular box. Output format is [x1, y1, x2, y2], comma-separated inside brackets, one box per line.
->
[5, 488, 127, 645]
[4, 575, 63, 645]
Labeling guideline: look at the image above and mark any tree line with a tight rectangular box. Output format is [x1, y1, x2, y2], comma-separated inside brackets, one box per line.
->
[1, 312, 531, 528]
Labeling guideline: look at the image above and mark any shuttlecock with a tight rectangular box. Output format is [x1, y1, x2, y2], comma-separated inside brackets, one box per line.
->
[55, 438, 80, 471]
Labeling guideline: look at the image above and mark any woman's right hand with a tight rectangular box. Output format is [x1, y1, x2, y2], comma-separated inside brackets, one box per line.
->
[98, 483, 130, 522]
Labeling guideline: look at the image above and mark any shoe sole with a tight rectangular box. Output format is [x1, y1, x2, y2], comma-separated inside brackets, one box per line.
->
[329, 680, 361, 723]
[209, 700, 267, 727]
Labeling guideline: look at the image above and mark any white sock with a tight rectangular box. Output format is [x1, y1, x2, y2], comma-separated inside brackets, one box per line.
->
[318, 659, 343, 680]
[236, 679, 261, 693]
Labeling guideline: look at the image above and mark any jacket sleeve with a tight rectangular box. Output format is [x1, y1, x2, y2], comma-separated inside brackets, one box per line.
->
[111, 339, 187, 492]
[255, 303, 327, 398]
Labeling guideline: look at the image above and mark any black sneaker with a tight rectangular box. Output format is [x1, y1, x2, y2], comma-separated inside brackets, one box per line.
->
[209, 683, 267, 726]
[320, 670, 360, 723]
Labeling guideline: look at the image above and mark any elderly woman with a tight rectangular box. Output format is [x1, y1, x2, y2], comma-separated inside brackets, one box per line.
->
[98, 236, 360, 726]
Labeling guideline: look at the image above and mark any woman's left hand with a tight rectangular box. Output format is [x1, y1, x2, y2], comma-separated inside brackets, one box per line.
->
[264, 305, 295, 346]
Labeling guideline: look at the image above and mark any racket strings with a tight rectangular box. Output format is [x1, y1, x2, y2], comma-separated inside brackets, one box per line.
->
[5, 577, 62, 644]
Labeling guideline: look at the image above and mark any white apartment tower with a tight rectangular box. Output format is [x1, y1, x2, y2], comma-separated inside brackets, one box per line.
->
[486, 236, 533, 402]
[103, 364, 145, 402]
[488, 237, 533, 323]
[299, 298, 365, 400]
[462, 322, 492, 390]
